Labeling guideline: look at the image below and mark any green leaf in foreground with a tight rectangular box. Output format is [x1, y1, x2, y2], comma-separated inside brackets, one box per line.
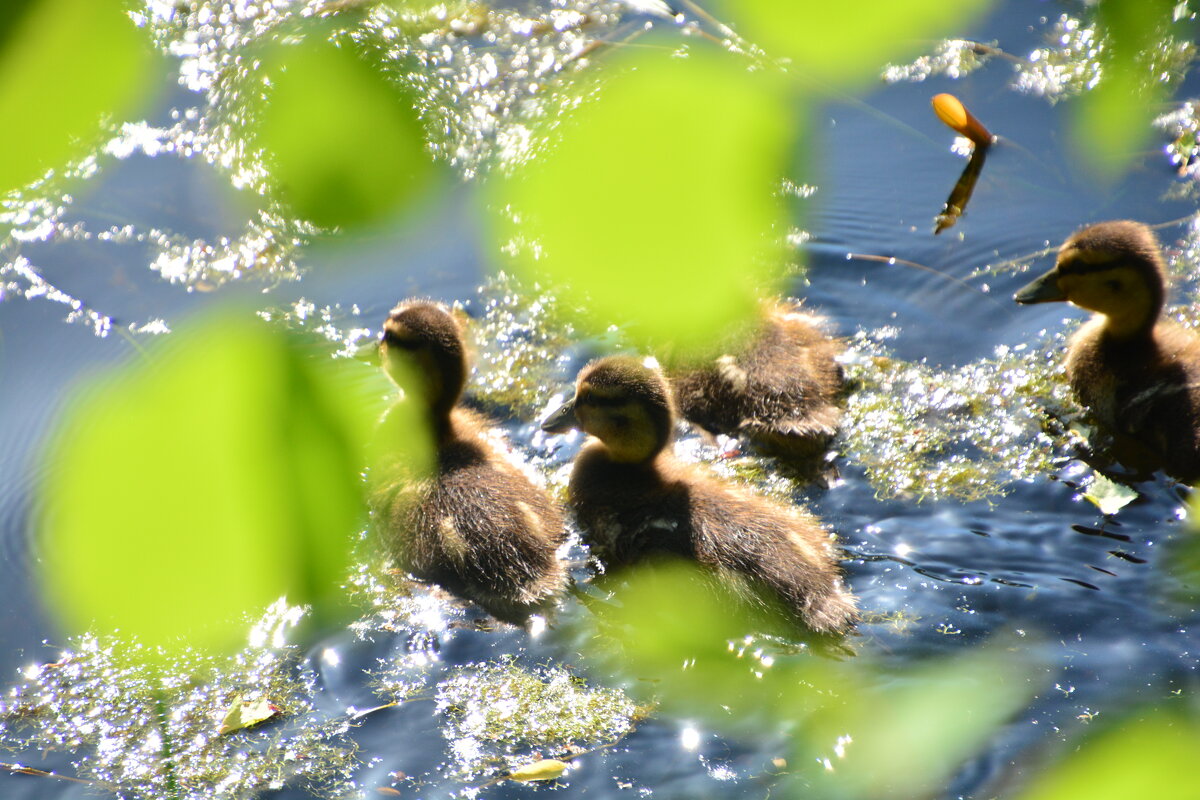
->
[36, 312, 430, 659]
[582, 560, 821, 722]
[0, 0, 163, 194]
[729, 0, 993, 88]
[486, 43, 792, 358]
[804, 636, 1040, 799]
[249, 30, 441, 230]
[1015, 712, 1198, 800]
[1073, 0, 1180, 179]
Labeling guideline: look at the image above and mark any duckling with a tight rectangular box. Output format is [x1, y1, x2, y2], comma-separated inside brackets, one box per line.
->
[1014, 220, 1200, 481]
[370, 300, 567, 622]
[669, 302, 845, 465]
[542, 356, 858, 635]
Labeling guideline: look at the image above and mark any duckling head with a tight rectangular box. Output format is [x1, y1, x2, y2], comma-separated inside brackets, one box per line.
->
[380, 301, 467, 422]
[542, 356, 674, 463]
[1014, 220, 1167, 338]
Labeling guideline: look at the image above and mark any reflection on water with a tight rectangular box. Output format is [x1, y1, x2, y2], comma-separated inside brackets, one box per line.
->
[4, 0, 1200, 798]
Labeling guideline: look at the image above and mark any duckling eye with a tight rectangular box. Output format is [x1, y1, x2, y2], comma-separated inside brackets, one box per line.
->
[1105, 279, 1121, 292]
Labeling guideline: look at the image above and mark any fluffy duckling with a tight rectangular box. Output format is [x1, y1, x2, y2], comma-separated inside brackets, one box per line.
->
[1014, 220, 1200, 481]
[669, 302, 845, 464]
[542, 356, 857, 635]
[371, 300, 567, 622]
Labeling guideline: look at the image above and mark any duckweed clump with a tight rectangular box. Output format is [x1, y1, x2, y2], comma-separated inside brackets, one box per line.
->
[882, 38, 996, 83]
[886, 13, 1195, 102]
[434, 656, 642, 779]
[839, 331, 1083, 502]
[0, 601, 357, 800]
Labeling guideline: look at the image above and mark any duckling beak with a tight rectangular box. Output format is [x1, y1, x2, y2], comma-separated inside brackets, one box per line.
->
[540, 398, 579, 434]
[1014, 268, 1068, 304]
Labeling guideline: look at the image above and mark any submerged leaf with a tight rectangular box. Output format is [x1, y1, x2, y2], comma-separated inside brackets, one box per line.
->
[506, 759, 568, 782]
[217, 695, 281, 735]
[1082, 474, 1138, 515]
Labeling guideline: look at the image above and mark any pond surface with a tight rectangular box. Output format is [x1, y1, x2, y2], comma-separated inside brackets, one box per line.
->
[2, 0, 1200, 797]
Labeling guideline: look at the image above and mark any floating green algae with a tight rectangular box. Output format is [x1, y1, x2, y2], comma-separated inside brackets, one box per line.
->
[432, 656, 643, 779]
[838, 330, 1083, 502]
[885, 13, 1195, 102]
[0, 601, 357, 800]
[882, 38, 996, 83]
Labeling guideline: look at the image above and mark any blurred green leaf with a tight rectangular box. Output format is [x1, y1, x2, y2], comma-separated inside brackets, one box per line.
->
[36, 312, 425, 659]
[1074, 0, 1179, 178]
[584, 560, 825, 721]
[0, 0, 36, 53]
[249, 29, 441, 229]
[1171, 491, 1200, 601]
[728, 0, 993, 88]
[1016, 712, 1199, 800]
[365, 347, 436, 487]
[485, 43, 792, 358]
[804, 637, 1040, 799]
[0, 0, 163, 194]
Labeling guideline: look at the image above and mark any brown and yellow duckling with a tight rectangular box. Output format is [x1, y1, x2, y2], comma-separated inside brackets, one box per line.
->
[371, 300, 568, 622]
[669, 302, 845, 465]
[1015, 220, 1200, 481]
[542, 355, 858, 635]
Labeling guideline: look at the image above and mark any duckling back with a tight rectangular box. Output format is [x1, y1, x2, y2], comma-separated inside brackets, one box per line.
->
[671, 304, 844, 462]
[372, 301, 567, 621]
[549, 356, 857, 635]
[568, 449, 857, 634]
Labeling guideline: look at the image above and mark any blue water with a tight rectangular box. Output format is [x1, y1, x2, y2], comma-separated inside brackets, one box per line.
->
[2, 1, 1200, 797]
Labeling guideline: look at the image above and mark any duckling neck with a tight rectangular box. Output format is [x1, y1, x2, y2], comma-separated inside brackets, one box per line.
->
[586, 436, 667, 465]
[1097, 303, 1159, 342]
[432, 411, 456, 446]
[429, 357, 468, 437]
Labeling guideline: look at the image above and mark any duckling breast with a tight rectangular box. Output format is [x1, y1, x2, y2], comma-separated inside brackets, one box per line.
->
[1065, 319, 1200, 481]
[373, 409, 567, 614]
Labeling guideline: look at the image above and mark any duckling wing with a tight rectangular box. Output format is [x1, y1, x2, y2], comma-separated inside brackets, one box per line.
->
[687, 485, 857, 635]
[1118, 378, 1200, 481]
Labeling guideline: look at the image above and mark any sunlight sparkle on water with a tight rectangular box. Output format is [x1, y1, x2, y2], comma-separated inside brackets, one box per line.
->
[679, 725, 701, 751]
